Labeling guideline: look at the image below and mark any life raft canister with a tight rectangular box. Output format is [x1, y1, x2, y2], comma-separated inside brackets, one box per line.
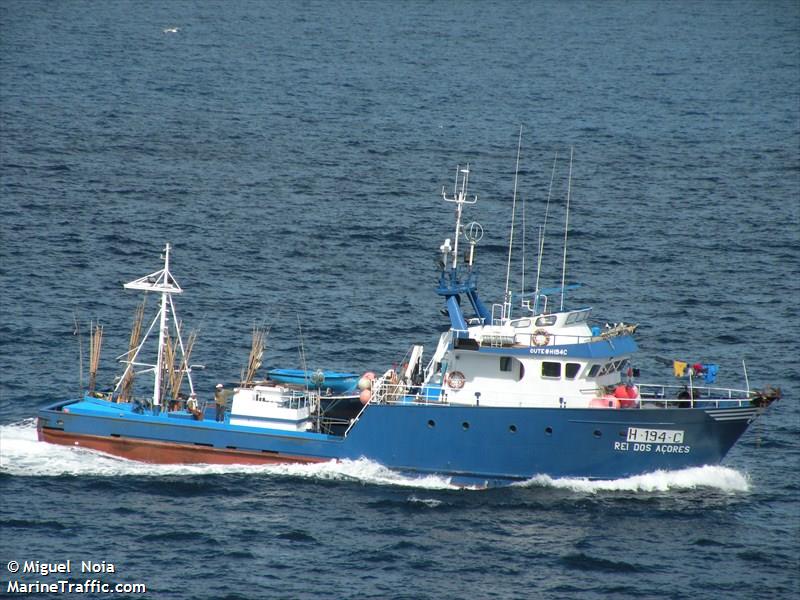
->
[532, 329, 550, 347]
[590, 395, 621, 409]
[447, 371, 466, 390]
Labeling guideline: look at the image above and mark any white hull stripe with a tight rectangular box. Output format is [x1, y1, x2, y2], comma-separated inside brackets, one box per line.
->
[705, 408, 759, 421]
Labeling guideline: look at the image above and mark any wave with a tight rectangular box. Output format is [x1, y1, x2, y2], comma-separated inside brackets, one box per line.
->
[515, 465, 750, 493]
[0, 420, 457, 489]
[1, 420, 749, 493]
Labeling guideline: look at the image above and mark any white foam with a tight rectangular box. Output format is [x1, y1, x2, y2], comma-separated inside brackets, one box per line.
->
[515, 465, 751, 493]
[0, 420, 457, 489]
[407, 495, 445, 507]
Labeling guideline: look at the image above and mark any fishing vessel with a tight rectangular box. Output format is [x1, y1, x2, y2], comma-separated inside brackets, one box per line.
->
[37, 162, 780, 487]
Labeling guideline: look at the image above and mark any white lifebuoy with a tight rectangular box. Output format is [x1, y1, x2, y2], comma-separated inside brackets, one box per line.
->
[447, 371, 466, 390]
[532, 329, 550, 347]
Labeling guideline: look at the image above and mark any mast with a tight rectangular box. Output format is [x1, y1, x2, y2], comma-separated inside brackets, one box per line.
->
[153, 245, 170, 407]
[117, 243, 189, 413]
[442, 164, 478, 270]
[440, 165, 482, 331]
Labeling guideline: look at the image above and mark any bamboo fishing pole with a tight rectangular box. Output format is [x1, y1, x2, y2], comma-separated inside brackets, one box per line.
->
[87, 321, 103, 394]
[118, 299, 146, 403]
[163, 332, 177, 406]
[73, 312, 83, 395]
[242, 324, 266, 385]
[170, 328, 197, 401]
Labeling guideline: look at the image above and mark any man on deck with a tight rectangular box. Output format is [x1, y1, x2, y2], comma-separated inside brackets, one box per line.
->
[214, 383, 232, 422]
[186, 392, 202, 421]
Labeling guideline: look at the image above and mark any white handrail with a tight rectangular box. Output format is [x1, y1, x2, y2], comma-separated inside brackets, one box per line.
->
[364, 378, 752, 409]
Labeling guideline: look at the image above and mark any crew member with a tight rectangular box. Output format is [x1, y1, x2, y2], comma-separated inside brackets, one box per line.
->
[214, 383, 232, 423]
[186, 392, 202, 420]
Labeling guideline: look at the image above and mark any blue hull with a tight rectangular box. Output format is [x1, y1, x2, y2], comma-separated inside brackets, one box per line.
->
[37, 397, 761, 486]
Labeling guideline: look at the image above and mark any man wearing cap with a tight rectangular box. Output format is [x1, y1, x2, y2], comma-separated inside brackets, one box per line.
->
[186, 392, 203, 420]
[214, 383, 232, 422]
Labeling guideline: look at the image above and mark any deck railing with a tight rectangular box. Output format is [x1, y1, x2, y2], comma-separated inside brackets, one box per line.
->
[367, 376, 754, 409]
[452, 329, 627, 349]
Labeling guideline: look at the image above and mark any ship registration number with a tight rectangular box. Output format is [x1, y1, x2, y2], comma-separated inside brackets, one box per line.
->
[626, 427, 684, 444]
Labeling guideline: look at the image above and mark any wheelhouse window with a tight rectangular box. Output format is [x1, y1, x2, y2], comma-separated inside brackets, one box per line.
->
[535, 315, 557, 327]
[542, 361, 561, 379]
[564, 309, 591, 325]
[598, 362, 618, 376]
[596, 359, 629, 376]
[565, 363, 581, 379]
[500, 356, 524, 381]
[587, 364, 601, 378]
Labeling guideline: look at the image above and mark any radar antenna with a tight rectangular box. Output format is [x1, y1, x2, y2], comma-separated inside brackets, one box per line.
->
[442, 164, 478, 270]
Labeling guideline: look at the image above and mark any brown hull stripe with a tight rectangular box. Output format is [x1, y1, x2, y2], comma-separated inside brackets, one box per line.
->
[38, 427, 328, 466]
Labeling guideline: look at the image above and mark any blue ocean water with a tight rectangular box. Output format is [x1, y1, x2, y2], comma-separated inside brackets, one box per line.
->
[1, 1, 798, 598]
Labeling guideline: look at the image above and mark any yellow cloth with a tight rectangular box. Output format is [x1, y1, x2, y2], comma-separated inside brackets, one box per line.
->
[673, 360, 688, 378]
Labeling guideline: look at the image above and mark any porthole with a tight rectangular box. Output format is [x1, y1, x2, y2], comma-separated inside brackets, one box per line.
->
[462, 422, 470, 430]
[545, 426, 553, 436]
[509, 425, 518, 433]
[427, 419, 436, 428]
[593, 430, 602, 438]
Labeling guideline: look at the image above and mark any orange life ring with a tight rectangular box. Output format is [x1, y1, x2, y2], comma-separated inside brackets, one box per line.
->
[532, 329, 550, 347]
[447, 371, 465, 390]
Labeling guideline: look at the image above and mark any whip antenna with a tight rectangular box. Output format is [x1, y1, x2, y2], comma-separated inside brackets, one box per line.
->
[503, 125, 523, 320]
[560, 147, 573, 311]
[533, 152, 558, 313]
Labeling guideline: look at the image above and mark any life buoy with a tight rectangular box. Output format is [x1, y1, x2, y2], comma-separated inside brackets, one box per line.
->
[532, 329, 550, 347]
[447, 371, 465, 390]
